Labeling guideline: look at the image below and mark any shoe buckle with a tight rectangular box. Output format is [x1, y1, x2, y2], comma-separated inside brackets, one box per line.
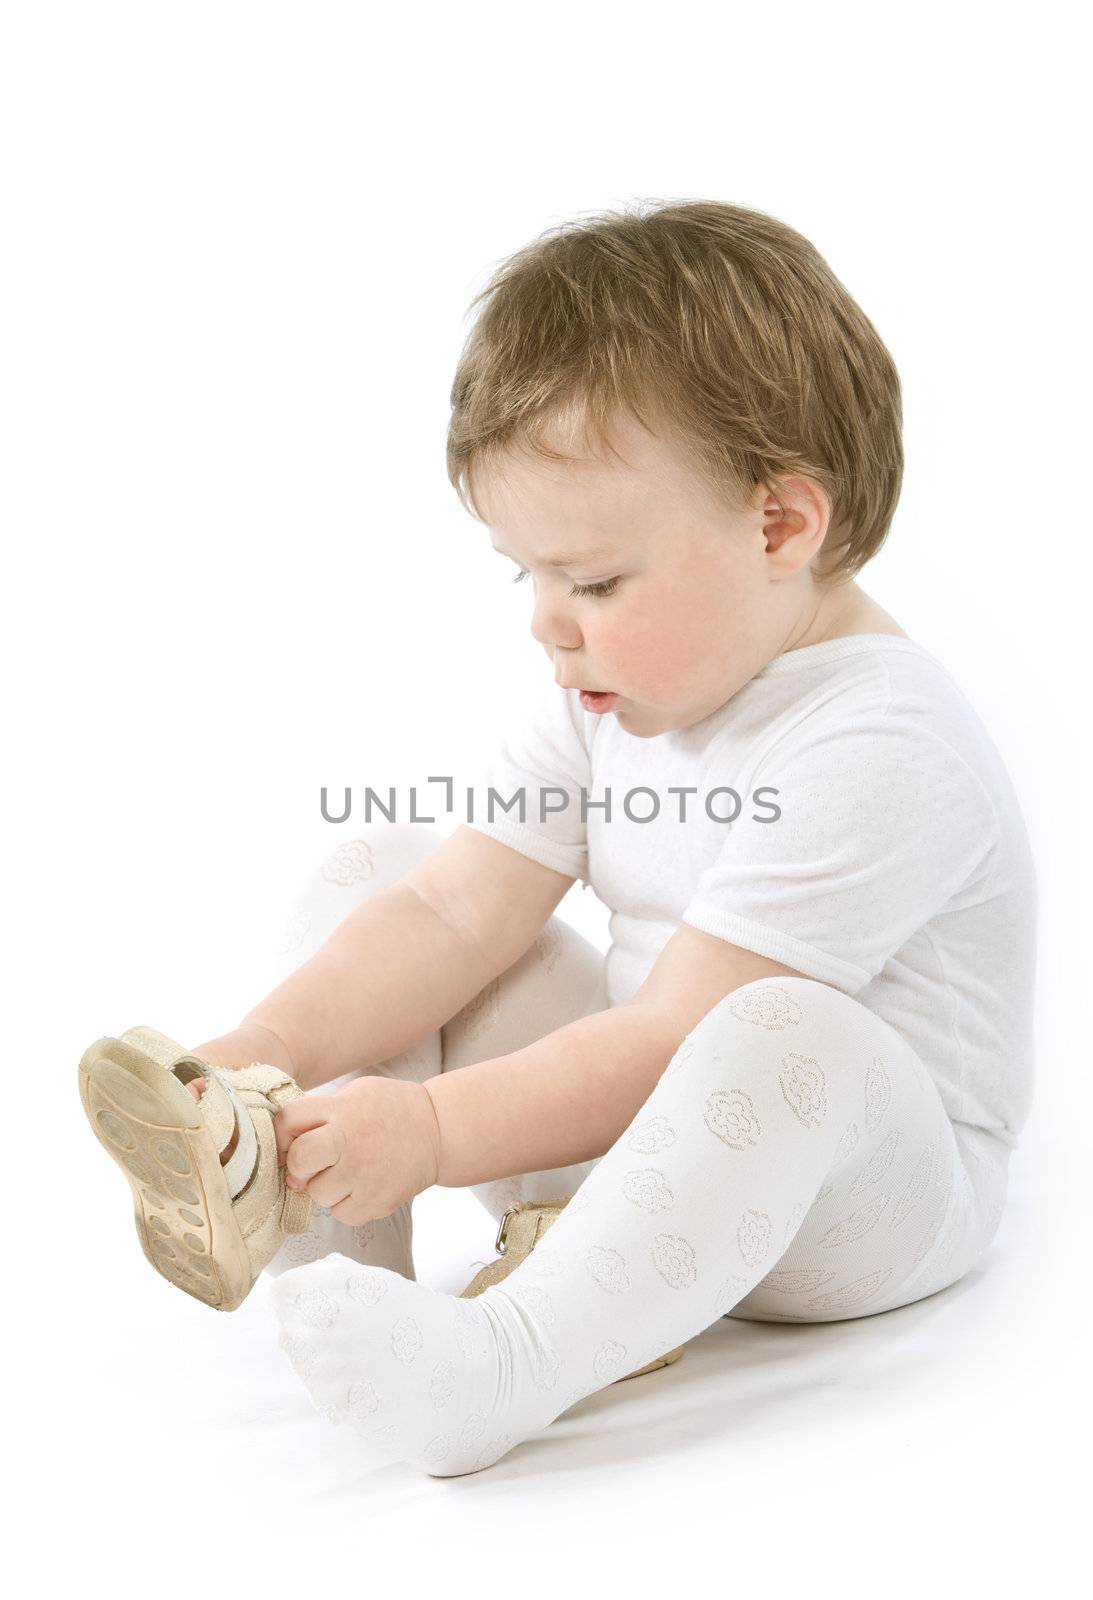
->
[495, 1202, 521, 1257]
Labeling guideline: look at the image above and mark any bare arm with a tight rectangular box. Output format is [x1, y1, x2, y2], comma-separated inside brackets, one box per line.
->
[193, 827, 576, 1093]
[236, 883, 504, 1092]
[423, 1003, 682, 1185]
[423, 925, 811, 1186]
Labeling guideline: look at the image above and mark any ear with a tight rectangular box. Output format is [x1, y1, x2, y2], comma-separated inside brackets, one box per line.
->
[761, 476, 831, 575]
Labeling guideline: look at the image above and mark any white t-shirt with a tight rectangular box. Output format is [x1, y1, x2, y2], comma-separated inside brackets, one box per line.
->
[467, 635, 1037, 1151]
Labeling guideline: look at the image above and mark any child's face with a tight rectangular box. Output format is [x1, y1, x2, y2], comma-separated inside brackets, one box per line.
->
[477, 408, 830, 737]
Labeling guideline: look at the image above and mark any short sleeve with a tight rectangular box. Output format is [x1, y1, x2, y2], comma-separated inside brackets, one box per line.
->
[682, 714, 1001, 993]
[466, 681, 591, 882]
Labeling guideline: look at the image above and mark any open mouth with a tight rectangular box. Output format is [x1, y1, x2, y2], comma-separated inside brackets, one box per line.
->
[578, 688, 620, 713]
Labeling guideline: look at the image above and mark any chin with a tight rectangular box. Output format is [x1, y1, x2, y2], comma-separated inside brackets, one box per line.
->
[614, 705, 674, 737]
[650, 707, 711, 736]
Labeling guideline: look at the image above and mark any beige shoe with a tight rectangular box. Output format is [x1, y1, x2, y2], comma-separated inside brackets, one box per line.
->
[79, 1025, 314, 1312]
[460, 1200, 685, 1382]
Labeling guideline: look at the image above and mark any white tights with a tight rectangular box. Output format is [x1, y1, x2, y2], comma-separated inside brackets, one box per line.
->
[262, 825, 1011, 1473]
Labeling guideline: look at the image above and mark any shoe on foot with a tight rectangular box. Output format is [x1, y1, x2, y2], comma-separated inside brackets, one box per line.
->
[460, 1200, 685, 1382]
[79, 1025, 313, 1312]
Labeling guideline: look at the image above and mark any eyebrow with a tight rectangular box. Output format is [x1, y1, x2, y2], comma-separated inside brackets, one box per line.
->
[491, 543, 616, 568]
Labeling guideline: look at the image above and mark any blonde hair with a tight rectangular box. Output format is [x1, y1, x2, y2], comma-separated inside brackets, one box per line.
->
[446, 199, 904, 585]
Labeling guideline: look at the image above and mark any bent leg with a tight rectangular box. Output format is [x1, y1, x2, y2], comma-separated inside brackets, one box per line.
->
[439, 913, 608, 1225]
[269, 976, 1012, 1475]
[718, 980, 1011, 1321]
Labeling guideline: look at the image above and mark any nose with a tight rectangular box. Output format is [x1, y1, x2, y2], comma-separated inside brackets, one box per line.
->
[529, 582, 582, 652]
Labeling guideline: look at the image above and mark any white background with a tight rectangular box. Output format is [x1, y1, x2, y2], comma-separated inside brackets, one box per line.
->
[4, 1, 1088, 1592]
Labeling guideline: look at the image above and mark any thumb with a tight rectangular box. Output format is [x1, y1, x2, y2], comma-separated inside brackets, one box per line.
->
[273, 1095, 333, 1164]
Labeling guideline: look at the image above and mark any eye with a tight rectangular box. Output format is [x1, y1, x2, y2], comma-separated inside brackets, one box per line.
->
[512, 572, 620, 601]
[509, 569, 620, 599]
[569, 577, 619, 598]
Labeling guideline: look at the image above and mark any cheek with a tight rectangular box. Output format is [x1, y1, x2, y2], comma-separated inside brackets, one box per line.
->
[629, 585, 736, 692]
[614, 593, 704, 683]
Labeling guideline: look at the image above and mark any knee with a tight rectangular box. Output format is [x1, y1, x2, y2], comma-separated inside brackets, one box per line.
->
[358, 821, 445, 866]
[696, 974, 859, 1038]
[313, 822, 446, 892]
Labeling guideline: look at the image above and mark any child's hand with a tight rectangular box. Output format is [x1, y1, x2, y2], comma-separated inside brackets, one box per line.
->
[273, 1076, 441, 1226]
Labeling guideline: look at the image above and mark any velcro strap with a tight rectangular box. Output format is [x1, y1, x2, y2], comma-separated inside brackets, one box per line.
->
[204, 1063, 312, 1226]
[279, 1186, 313, 1232]
[200, 1066, 260, 1200]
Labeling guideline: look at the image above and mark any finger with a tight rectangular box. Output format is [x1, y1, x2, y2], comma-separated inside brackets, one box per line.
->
[273, 1097, 332, 1163]
[305, 1169, 353, 1212]
[284, 1123, 341, 1187]
[328, 1194, 374, 1227]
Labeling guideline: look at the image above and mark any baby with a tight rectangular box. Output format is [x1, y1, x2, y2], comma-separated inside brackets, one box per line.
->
[93, 200, 1037, 1477]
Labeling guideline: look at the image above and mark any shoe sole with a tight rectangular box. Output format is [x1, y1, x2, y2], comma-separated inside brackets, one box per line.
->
[78, 1037, 256, 1312]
